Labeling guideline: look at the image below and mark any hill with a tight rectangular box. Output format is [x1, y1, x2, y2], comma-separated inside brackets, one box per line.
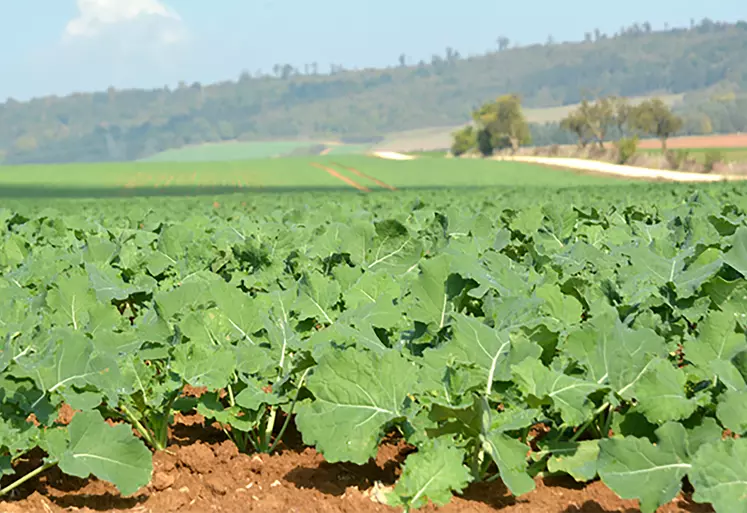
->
[1, 19, 746, 164]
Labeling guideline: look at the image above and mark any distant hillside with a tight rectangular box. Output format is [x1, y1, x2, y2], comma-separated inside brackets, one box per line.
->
[1, 18, 746, 164]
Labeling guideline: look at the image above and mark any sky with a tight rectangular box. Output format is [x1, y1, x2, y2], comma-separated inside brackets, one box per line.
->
[1, 0, 745, 101]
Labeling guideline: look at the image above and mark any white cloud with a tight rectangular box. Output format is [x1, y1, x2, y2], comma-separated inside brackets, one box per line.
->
[64, 0, 184, 44]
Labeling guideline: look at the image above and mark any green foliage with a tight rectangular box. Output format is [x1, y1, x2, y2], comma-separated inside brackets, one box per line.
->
[666, 149, 691, 170]
[472, 95, 531, 153]
[2, 180, 747, 512]
[632, 98, 684, 150]
[615, 136, 639, 164]
[703, 149, 725, 172]
[450, 126, 476, 156]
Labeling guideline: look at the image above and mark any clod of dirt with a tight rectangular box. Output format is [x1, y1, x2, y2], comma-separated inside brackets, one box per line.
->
[176, 442, 215, 474]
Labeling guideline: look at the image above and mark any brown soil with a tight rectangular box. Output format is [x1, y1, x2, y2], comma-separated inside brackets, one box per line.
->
[637, 133, 747, 149]
[0, 413, 714, 513]
[332, 162, 398, 191]
[310, 162, 371, 192]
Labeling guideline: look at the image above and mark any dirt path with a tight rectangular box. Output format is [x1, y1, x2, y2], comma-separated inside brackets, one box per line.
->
[310, 163, 371, 191]
[332, 162, 397, 190]
[495, 155, 744, 182]
[371, 151, 417, 161]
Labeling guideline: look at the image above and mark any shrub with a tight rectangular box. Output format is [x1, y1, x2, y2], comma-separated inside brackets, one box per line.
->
[703, 149, 725, 172]
[615, 137, 638, 164]
[665, 149, 690, 170]
[450, 126, 477, 157]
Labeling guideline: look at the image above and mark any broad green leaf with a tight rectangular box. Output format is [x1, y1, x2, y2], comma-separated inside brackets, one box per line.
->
[536, 284, 583, 326]
[512, 358, 600, 425]
[443, 313, 540, 395]
[409, 253, 453, 330]
[724, 226, 747, 276]
[482, 432, 535, 495]
[171, 342, 236, 390]
[58, 411, 153, 496]
[690, 438, 747, 512]
[598, 423, 691, 513]
[717, 390, 747, 434]
[294, 271, 340, 324]
[45, 270, 97, 330]
[544, 440, 599, 482]
[564, 307, 666, 396]
[295, 349, 417, 464]
[684, 311, 747, 390]
[633, 359, 698, 424]
[390, 440, 471, 509]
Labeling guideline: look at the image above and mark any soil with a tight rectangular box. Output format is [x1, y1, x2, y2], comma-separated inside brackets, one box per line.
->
[310, 162, 371, 192]
[0, 411, 714, 513]
[637, 133, 747, 149]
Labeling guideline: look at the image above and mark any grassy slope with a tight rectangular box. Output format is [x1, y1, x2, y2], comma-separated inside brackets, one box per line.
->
[140, 141, 329, 162]
[0, 156, 620, 198]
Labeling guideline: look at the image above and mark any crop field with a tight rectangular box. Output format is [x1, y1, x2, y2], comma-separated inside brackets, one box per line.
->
[139, 140, 370, 163]
[1, 172, 747, 513]
[0, 156, 619, 198]
[640, 146, 747, 164]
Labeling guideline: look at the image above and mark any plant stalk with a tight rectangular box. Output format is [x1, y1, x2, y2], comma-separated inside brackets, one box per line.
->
[0, 461, 57, 498]
[570, 402, 610, 443]
[120, 404, 159, 450]
[267, 368, 311, 454]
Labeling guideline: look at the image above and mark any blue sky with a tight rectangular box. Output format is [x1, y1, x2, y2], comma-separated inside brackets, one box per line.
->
[1, 1, 744, 101]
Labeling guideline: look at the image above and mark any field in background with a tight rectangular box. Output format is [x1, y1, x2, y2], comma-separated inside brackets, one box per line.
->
[134, 95, 688, 161]
[0, 155, 621, 198]
[140, 140, 373, 162]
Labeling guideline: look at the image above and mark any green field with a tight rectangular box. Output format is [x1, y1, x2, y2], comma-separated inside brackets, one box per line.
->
[3, 174, 747, 513]
[140, 140, 370, 162]
[0, 156, 621, 198]
[640, 146, 747, 163]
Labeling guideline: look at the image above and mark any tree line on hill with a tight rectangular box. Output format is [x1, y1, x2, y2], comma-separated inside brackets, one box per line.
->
[452, 94, 685, 160]
[452, 93, 735, 173]
[1, 18, 747, 164]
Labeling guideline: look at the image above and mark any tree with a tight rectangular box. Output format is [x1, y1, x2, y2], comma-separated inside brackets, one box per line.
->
[398, 54, 406, 67]
[451, 126, 476, 156]
[496, 36, 510, 51]
[472, 94, 531, 153]
[560, 112, 590, 147]
[576, 97, 614, 148]
[631, 98, 683, 151]
[610, 96, 632, 137]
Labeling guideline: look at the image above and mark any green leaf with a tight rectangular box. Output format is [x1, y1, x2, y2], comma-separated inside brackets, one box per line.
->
[724, 226, 747, 276]
[690, 438, 747, 512]
[58, 411, 152, 496]
[295, 349, 417, 464]
[685, 311, 747, 390]
[717, 390, 747, 434]
[444, 313, 540, 396]
[598, 423, 691, 513]
[171, 342, 236, 390]
[409, 254, 453, 330]
[294, 271, 340, 324]
[544, 440, 600, 482]
[633, 359, 699, 424]
[45, 270, 97, 330]
[563, 306, 666, 396]
[390, 440, 471, 509]
[512, 358, 600, 425]
[482, 432, 535, 495]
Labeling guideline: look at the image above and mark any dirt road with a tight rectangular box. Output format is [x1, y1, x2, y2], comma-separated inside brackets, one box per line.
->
[494, 156, 743, 182]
